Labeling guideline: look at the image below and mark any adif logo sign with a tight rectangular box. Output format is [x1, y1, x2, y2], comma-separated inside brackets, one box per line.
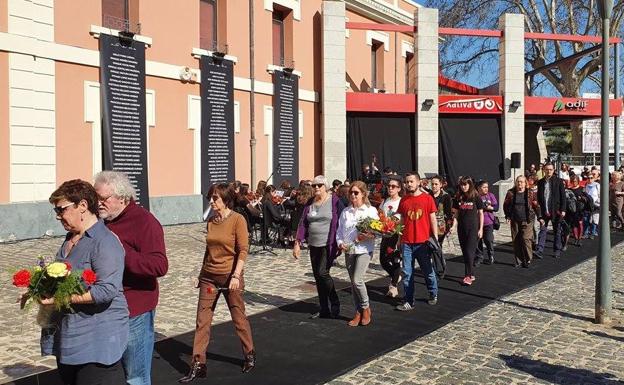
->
[553, 99, 588, 112]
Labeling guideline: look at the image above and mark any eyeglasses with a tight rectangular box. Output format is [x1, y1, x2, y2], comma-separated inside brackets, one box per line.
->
[349, 190, 360, 196]
[97, 194, 113, 203]
[387, 184, 400, 189]
[53, 202, 75, 215]
[312, 183, 324, 188]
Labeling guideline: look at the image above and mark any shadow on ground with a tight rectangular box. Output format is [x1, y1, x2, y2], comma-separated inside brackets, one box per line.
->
[500, 354, 623, 384]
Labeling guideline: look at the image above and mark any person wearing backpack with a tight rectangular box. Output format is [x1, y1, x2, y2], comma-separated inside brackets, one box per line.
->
[584, 174, 600, 239]
[565, 175, 589, 247]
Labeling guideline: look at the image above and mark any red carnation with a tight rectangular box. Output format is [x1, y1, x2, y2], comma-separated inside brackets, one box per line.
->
[206, 286, 215, 294]
[12, 269, 31, 288]
[388, 205, 393, 211]
[386, 247, 395, 254]
[81, 269, 97, 285]
[64, 261, 72, 271]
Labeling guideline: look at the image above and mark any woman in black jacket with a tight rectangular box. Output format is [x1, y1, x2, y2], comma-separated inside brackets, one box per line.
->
[261, 185, 285, 244]
[452, 176, 484, 286]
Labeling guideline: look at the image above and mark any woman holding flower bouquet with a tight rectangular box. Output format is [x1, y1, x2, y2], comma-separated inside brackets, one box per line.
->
[379, 176, 402, 298]
[336, 181, 379, 326]
[180, 183, 255, 383]
[44, 179, 128, 385]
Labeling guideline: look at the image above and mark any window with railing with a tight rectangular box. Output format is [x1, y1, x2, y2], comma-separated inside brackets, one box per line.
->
[102, 0, 140, 34]
[405, 52, 415, 93]
[371, 41, 384, 91]
[272, 9, 285, 66]
[200, 0, 217, 51]
[272, 5, 294, 68]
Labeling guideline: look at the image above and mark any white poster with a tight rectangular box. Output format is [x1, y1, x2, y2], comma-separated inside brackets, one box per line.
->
[581, 93, 623, 153]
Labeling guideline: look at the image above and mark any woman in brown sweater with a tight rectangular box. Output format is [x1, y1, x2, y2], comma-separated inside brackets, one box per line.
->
[179, 184, 255, 383]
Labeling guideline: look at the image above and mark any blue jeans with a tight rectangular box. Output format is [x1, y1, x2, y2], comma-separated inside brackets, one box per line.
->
[402, 243, 438, 305]
[122, 310, 155, 385]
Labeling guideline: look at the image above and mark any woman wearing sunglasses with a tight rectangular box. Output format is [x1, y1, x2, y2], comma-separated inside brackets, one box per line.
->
[43, 179, 128, 384]
[180, 183, 255, 383]
[294, 175, 345, 319]
[379, 176, 403, 297]
[336, 181, 379, 326]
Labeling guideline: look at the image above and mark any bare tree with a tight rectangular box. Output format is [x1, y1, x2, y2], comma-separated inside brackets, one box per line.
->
[429, 0, 624, 153]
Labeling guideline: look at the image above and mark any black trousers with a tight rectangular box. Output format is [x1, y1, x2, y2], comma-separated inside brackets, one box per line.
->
[309, 246, 340, 314]
[476, 224, 494, 260]
[57, 359, 124, 385]
[458, 228, 479, 277]
[379, 234, 401, 286]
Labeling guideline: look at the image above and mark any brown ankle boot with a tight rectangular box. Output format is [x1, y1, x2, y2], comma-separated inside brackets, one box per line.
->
[360, 307, 371, 326]
[347, 310, 361, 327]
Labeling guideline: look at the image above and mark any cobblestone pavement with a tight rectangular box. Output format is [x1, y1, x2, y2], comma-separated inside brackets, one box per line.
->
[1, 223, 623, 385]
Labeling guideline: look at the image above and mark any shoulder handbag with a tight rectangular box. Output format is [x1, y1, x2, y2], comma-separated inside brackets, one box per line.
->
[493, 216, 501, 231]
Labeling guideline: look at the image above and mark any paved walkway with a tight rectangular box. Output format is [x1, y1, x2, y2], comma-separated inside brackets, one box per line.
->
[0, 223, 623, 384]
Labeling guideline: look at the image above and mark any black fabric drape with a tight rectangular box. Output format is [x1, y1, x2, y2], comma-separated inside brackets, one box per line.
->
[438, 116, 504, 186]
[347, 113, 415, 180]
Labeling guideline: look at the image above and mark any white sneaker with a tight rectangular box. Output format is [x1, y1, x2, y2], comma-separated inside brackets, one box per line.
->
[395, 302, 413, 311]
[386, 285, 398, 298]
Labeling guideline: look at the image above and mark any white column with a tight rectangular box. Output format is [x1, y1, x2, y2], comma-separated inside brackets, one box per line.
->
[498, 13, 525, 176]
[8, 0, 56, 202]
[321, 0, 346, 182]
[414, 7, 439, 175]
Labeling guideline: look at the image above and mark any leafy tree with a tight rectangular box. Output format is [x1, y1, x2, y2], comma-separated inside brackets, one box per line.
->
[544, 126, 572, 154]
[428, 0, 624, 153]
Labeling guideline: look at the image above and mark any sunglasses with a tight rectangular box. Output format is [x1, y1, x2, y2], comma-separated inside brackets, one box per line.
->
[312, 183, 324, 188]
[349, 190, 361, 196]
[53, 202, 75, 215]
[387, 184, 400, 189]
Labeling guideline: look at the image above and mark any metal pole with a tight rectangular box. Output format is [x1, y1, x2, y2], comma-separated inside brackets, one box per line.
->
[615, 43, 620, 170]
[596, 3, 612, 324]
[249, 0, 257, 188]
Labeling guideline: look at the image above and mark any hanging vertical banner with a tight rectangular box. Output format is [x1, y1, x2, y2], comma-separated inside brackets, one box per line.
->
[200, 55, 235, 196]
[100, 34, 150, 210]
[273, 70, 299, 186]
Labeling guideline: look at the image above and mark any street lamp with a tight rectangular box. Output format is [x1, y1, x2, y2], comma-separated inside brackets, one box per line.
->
[596, 0, 613, 324]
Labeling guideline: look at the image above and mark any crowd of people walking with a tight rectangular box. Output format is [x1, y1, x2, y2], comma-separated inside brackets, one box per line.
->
[25, 158, 619, 385]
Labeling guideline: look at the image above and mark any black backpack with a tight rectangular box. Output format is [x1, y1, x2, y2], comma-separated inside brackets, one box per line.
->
[565, 189, 577, 214]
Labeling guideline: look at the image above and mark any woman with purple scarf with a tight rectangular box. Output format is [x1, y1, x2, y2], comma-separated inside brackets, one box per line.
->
[476, 180, 499, 265]
[293, 175, 345, 319]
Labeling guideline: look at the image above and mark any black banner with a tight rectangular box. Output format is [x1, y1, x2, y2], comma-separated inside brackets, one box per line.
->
[439, 116, 504, 186]
[200, 56, 235, 196]
[346, 113, 415, 180]
[100, 34, 150, 210]
[273, 70, 299, 186]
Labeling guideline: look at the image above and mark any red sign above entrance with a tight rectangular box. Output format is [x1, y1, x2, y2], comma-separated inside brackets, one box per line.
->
[439, 95, 503, 114]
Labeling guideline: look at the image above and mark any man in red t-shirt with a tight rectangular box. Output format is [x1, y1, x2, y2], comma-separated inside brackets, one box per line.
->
[395, 172, 438, 311]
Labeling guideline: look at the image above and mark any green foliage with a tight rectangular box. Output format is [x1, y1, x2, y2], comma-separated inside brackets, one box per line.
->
[544, 126, 572, 155]
[54, 273, 86, 311]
